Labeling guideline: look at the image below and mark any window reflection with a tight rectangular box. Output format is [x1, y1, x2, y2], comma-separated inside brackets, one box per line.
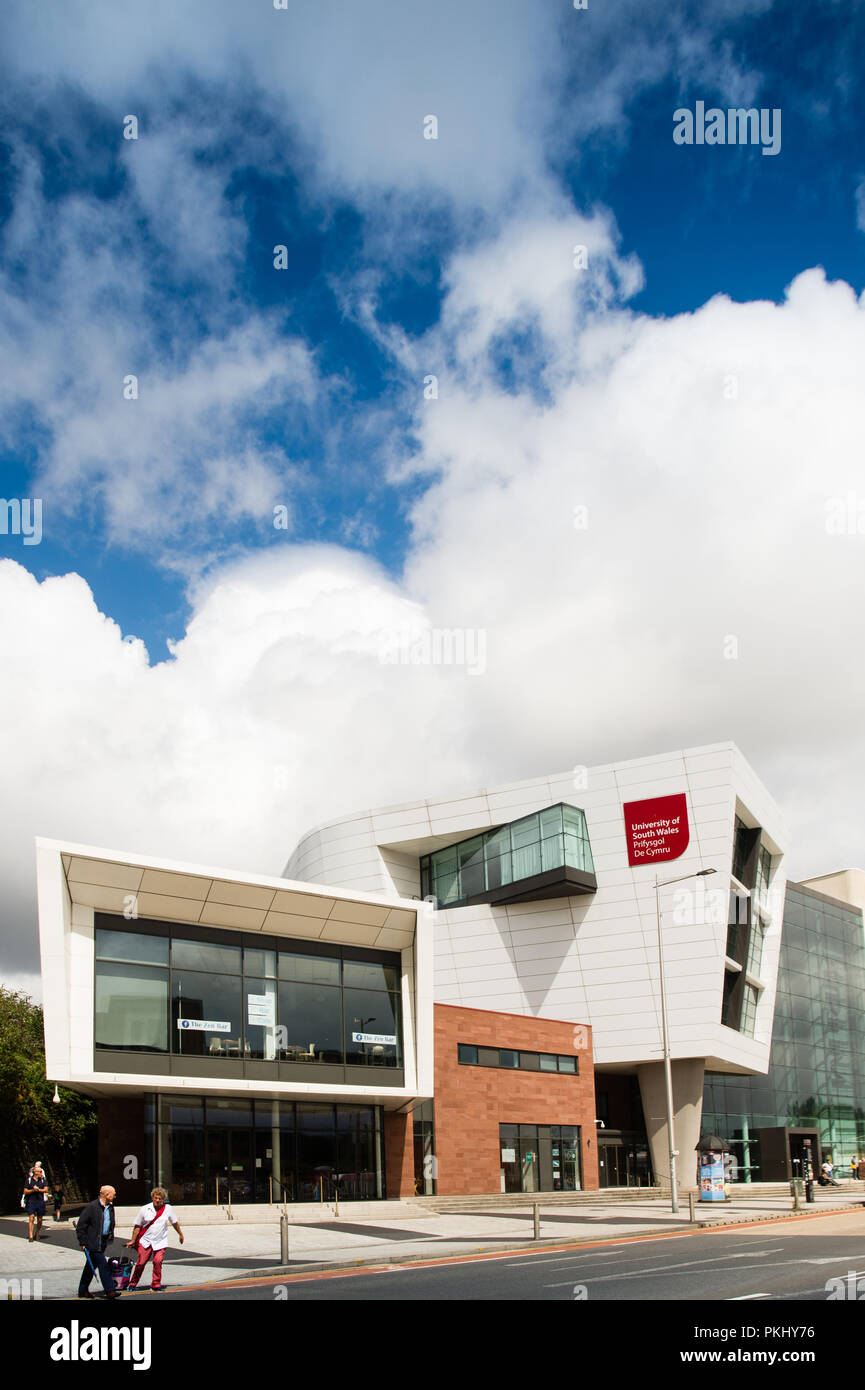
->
[95, 915, 403, 1069]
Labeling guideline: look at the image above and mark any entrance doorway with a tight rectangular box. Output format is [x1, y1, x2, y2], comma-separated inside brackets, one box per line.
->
[597, 1131, 653, 1187]
[208, 1128, 253, 1203]
[499, 1124, 582, 1193]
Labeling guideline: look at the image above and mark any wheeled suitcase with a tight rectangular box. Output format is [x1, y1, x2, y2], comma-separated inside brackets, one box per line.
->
[108, 1255, 135, 1291]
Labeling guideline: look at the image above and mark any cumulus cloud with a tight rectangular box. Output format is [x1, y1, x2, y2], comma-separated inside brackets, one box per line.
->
[0, 549, 477, 980]
[4, 257, 865, 987]
[0, 158, 319, 554]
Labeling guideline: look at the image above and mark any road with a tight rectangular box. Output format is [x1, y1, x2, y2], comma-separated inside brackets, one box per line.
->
[158, 1208, 865, 1301]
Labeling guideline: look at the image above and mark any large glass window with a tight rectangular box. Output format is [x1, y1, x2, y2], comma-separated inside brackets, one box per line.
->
[420, 802, 595, 907]
[172, 969, 243, 1056]
[95, 916, 402, 1069]
[95, 961, 168, 1052]
[278, 981, 343, 1063]
[344, 986, 402, 1067]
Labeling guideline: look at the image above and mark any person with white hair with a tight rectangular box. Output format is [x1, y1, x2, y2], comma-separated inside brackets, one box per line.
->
[126, 1187, 184, 1292]
[23, 1161, 48, 1241]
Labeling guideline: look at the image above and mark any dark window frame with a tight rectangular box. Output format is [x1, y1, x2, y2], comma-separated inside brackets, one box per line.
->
[457, 1044, 580, 1076]
[94, 913, 403, 1066]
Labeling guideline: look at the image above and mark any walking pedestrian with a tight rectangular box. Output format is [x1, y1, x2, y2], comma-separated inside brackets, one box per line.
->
[76, 1185, 121, 1299]
[24, 1162, 48, 1241]
[126, 1187, 184, 1291]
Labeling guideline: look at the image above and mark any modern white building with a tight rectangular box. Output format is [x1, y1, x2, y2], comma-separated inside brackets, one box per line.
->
[34, 740, 790, 1201]
[36, 841, 433, 1205]
[284, 742, 789, 1186]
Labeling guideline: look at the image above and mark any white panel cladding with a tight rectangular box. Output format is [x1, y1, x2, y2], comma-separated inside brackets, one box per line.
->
[379, 846, 421, 898]
[285, 742, 788, 1074]
[36, 839, 432, 1103]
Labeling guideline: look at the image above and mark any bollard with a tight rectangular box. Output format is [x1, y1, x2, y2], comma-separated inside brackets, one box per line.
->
[688, 1191, 695, 1221]
[280, 1213, 289, 1265]
[533, 1202, 540, 1240]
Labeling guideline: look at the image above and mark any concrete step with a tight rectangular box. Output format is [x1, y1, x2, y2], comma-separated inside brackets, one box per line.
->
[413, 1189, 661, 1213]
[412, 1181, 865, 1213]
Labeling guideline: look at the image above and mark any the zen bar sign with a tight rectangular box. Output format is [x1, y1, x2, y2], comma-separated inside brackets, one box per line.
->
[351, 1032, 396, 1045]
[623, 793, 690, 866]
[177, 1018, 231, 1032]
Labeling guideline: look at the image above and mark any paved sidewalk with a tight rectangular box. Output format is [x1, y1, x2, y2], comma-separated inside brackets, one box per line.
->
[2, 1189, 861, 1298]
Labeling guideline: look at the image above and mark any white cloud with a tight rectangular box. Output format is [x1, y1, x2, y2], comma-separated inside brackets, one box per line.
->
[0, 171, 319, 551]
[1, 1, 772, 211]
[4, 259, 865, 978]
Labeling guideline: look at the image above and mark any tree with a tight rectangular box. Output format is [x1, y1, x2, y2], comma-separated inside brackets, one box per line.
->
[0, 986, 96, 1212]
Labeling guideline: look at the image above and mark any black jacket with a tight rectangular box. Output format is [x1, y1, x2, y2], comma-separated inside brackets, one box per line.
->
[76, 1197, 115, 1252]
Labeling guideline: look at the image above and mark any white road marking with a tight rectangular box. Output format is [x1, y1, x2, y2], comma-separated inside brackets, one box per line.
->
[543, 1253, 795, 1287]
[505, 1251, 620, 1267]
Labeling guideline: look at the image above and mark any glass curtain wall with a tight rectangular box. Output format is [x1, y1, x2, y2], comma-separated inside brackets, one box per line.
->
[147, 1095, 384, 1204]
[705, 883, 865, 1180]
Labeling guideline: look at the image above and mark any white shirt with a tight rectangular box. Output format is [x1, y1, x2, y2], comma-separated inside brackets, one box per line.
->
[134, 1201, 177, 1250]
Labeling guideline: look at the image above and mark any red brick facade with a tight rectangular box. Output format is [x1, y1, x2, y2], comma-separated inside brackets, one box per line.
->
[430, 1003, 598, 1195]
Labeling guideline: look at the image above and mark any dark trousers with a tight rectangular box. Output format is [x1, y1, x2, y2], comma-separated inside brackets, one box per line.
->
[78, 1242, 114, 1297]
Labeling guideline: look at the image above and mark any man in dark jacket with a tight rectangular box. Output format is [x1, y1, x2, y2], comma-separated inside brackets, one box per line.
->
[76, 1185, 120, 1299]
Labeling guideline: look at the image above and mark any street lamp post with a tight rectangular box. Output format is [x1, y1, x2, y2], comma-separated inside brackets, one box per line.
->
[654, 867, 717, 1214]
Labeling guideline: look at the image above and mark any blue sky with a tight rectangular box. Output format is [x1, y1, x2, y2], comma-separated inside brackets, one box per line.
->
[1, 0, 862, 654]
[1, 0, 865, 984]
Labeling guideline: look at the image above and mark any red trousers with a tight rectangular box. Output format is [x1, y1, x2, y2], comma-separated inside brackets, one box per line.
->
[129, 1245, 165, 1289]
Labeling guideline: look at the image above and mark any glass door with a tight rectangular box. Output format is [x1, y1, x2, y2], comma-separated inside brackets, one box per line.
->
[207, 1128, 254, 1202]
[519, 1128, 539, 1193]
[599, 1141, 623, 1187]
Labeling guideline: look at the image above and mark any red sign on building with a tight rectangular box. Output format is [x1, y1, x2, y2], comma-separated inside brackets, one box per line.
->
[623, 793, 690, 866]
